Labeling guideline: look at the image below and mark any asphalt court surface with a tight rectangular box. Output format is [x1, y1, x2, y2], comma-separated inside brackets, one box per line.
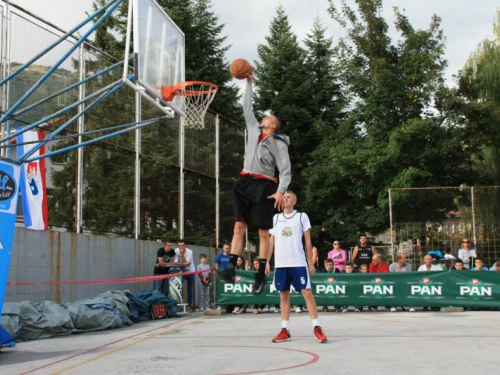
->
[1, 309, 499, 374]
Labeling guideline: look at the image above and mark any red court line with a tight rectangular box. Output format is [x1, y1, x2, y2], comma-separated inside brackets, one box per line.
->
[20, 317, 196, 375]
[195, 345, 320, 375]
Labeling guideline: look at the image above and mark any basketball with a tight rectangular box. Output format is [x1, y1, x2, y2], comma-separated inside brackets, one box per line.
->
[230, 59, 253, 79]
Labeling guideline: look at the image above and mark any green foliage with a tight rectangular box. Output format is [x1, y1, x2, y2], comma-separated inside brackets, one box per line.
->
[303, 0, 472, 245]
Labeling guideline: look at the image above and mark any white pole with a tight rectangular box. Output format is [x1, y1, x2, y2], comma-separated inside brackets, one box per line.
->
[215, 115, 220, 252]
[388, 188, 394, 261]
[134, 91, 141, 239]
[179, 116, 185, 239]
[76, 44, 85, 233]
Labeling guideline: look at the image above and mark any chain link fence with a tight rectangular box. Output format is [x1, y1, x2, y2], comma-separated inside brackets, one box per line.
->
[0, 1, 245, 247]
[389, 186, 500, 268]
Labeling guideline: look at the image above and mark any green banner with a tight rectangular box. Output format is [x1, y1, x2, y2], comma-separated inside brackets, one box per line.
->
[216, 271, 500, 307]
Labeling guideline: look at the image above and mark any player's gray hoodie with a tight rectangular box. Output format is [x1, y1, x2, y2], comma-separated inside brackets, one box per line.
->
[242, 82, 291, 193]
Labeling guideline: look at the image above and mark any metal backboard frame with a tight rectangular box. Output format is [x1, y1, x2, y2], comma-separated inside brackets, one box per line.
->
[123, 0, 185, 117]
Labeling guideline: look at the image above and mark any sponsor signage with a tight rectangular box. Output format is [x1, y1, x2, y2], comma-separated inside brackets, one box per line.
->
[216, 270, 500, 307]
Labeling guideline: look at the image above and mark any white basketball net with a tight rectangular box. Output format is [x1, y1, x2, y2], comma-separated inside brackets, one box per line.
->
[176, 82, 218, 130]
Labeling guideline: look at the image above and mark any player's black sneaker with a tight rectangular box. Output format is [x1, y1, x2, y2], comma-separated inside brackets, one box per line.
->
[216, 263, 235, 282]
[252, 273, 267, 295]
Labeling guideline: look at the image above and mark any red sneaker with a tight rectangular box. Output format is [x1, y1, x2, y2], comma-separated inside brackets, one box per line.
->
[314, 326, 327, 343]
[272, 328, 291, 343]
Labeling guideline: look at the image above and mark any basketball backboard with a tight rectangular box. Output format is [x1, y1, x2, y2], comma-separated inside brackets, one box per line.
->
[132, 0, 185, 114]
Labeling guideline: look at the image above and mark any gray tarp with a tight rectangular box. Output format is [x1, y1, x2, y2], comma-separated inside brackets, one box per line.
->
[0, 289, 175, 342]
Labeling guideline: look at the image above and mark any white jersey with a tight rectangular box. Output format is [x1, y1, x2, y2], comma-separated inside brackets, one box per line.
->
[270, 210, 311, 268]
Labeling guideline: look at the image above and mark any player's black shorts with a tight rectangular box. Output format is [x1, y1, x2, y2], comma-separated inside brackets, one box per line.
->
[233, 176, 277, 230]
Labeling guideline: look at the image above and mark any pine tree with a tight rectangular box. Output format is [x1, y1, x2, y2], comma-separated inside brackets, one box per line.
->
[255, 5, 313, 196]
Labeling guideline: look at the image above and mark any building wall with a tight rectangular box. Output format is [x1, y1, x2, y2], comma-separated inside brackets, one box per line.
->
[6, 227, 214, 304]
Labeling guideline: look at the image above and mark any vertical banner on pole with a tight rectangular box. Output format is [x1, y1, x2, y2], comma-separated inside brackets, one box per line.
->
[0, 158, 21, 344]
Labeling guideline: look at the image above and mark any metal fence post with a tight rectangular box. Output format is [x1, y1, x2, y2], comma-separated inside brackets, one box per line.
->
[388, 188, 395, 260]
[76, 44, 85, 233]
[471, 187, 477, 248]
[215, 115, 220, 251]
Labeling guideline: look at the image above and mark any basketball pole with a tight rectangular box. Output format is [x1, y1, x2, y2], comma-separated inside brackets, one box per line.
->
[134, 92, 141, 240]
[179, 116, 185, 240]
[215, 115, 220, 252]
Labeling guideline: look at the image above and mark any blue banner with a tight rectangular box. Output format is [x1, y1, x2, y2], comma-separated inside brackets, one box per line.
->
[0, 159, 21, 324]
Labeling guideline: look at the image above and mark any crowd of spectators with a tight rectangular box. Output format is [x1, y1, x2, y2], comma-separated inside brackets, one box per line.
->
[153, 236, 499, 313]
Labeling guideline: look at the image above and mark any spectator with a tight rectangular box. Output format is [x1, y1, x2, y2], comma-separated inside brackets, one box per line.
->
[327, 241, 347, 272]
[389, 253, 412, 273]
[471, 257, 488, 271]
[233, 257, 248, 314]
[352, 235, 378, 269]
[341, 262, 354, 313]
[197, 254, 212, 311]
[389, 253, 415, 312]
[319, 258, 337, 312]
[252, 258, 266, 314]
[454, 259, 465, 270]
[344, 262, 354, 274]
[490, 260, 500, 272]
[358, 264, 368, 273]
[175, 240, 195, 309]
[215, 243, 231, 270]
[457, 238, 477, 269]
[418, 255, 444, 271]
[320, 258, 339, 273]
[418, 254, 443, 311]
[369, 254, 389, 273]
[153, 240, 176, 296]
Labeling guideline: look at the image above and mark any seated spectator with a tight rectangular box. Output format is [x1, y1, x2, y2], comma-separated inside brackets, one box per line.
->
[344, 262, 354, 274]
[490, 260, 500, 272]
[457, 238, 477, 269]
[454, 259, 464, 270]
[369, 254, 389, 273]
[215, 243, 231, 270]
[341, 262, 355, 313]
[358, 264, 368, 273]
[389, 253, 412, 273]
[320, 258, 340, 273]
[389, 253, 414, 312]
[418, 255, 443, 271]
[252, 258, 266, 314]
[418, 254, 443, 311]
[233, 257, 248, 314]
[327, 241, 347, 272]
[471, 257, 488, 271]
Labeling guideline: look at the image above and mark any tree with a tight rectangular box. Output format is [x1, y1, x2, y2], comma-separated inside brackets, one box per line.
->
[254, 5, 313, 196]
[303, 0, 473, 250]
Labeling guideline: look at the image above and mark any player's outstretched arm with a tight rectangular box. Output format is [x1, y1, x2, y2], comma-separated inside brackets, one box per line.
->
[242, 72, 260, 129]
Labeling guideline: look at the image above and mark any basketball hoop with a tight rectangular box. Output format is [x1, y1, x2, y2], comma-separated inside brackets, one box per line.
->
[162, 81, 218, 129]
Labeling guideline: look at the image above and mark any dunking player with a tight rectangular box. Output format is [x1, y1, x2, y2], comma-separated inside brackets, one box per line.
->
[216, 72, 291, 295]
[266, 191, 327, 343]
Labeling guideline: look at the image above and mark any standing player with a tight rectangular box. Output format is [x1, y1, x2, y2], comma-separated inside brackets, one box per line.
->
[265, 191, 327, 343]
[217, 72, 291, 295]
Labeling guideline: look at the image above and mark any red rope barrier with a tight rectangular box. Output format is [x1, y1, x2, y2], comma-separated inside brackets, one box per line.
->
[7, 269, 213, 286]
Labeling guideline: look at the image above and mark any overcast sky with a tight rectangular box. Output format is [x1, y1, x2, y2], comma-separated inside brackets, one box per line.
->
[13, 0, 500, 88]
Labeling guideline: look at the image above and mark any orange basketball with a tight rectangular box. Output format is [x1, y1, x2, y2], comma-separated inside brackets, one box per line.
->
[230, 59, 253, 79]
